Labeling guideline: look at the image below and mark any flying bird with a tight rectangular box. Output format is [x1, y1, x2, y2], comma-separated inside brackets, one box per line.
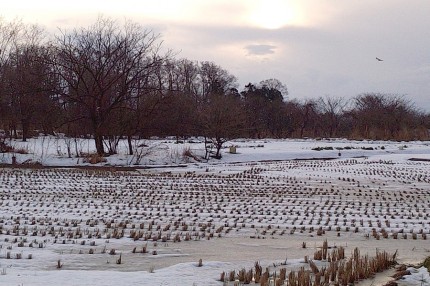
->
[376, 57, 383, 61]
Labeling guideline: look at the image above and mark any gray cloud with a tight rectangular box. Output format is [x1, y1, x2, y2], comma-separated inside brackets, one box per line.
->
[16, 1, 430, 111]
[245, 44, 276, 55]
[166, 23, 325, 45]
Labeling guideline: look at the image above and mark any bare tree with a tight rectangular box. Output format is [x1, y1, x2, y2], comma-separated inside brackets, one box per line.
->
[198, 61, 237, 99]
[1, 24, 55, 141]
[259, 78, 288, 99]
[176, 59, 200, 96]
[0, 18, 24, 66]
[317, 95, 348, 138]
[351, 93, 421, 140]
[284, 100, 303, 137]
[50, 17, 168, 155]
[200, 92, 244, 159]
[0, 19, 24, 135]
[298, 99, 319, 138]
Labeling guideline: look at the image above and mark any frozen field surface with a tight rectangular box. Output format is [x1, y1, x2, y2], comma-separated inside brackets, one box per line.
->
[0, 138, 429, 285]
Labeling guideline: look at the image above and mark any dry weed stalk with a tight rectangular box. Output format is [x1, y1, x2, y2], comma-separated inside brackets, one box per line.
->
[57, 259, 63, 269]
[222, 241, 398, 286]
[254, 261, 263, 283]
[116, 254, 122, 264]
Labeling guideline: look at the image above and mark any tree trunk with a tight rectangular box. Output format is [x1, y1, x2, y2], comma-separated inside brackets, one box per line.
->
[300, 124, 305, 138]
[74, 138, 80, 157]
[127, 135, 133, 155]
[94, 133, 105, 155]
[214, 139, 223, 159]
[8, 124, 15, 140]
[21, 119, 30, 142]
[215, 147, 221, 159]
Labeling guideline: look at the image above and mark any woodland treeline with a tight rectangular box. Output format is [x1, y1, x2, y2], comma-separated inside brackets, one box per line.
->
[0, 17, 429, 156]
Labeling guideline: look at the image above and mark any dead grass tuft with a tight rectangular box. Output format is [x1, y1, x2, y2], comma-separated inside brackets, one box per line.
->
[82, 153, 107, 164]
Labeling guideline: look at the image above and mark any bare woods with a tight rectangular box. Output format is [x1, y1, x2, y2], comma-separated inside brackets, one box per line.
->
[0, 17, 429, 156]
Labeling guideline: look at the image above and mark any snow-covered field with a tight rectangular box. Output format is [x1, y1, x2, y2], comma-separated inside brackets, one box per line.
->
[0, 137, 429, 285]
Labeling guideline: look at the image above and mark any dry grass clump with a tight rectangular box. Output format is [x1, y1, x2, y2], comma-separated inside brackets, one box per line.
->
[0, 141, 14, 153]
[82, 153, 107, 164]
[13, 147, 29, 154]
[221, 241, 397, 286]
[423, 256, 430, 271]
[182, 147, 201, 162]
[391, 268, 411, 280]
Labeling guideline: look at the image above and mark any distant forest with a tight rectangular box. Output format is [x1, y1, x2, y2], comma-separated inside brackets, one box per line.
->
[1, 17, 429, 156]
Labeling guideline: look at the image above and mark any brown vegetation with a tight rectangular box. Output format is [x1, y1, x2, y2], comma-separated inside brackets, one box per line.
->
[221, 242, 398, 286]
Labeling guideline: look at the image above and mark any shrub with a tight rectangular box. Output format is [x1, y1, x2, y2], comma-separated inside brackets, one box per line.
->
[312, 146, 334, 151]
[182, 147, 200, 162]
[13, 147, 29, 154]
[82, 153, 107, 164]
[0, 141, 13, 153]
[422, 256, 430, 271]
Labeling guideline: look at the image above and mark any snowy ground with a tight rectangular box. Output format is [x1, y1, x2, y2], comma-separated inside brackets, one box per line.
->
[1, 136, 430, 167]
[0, 137, 429, 285]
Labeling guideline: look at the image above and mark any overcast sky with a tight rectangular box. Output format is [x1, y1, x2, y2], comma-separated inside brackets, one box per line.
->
[2, 0, 430, 111]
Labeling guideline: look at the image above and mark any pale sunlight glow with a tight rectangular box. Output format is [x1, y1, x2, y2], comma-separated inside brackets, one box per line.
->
[1, 0, 311, 30]
[247, 0, 306, 29]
